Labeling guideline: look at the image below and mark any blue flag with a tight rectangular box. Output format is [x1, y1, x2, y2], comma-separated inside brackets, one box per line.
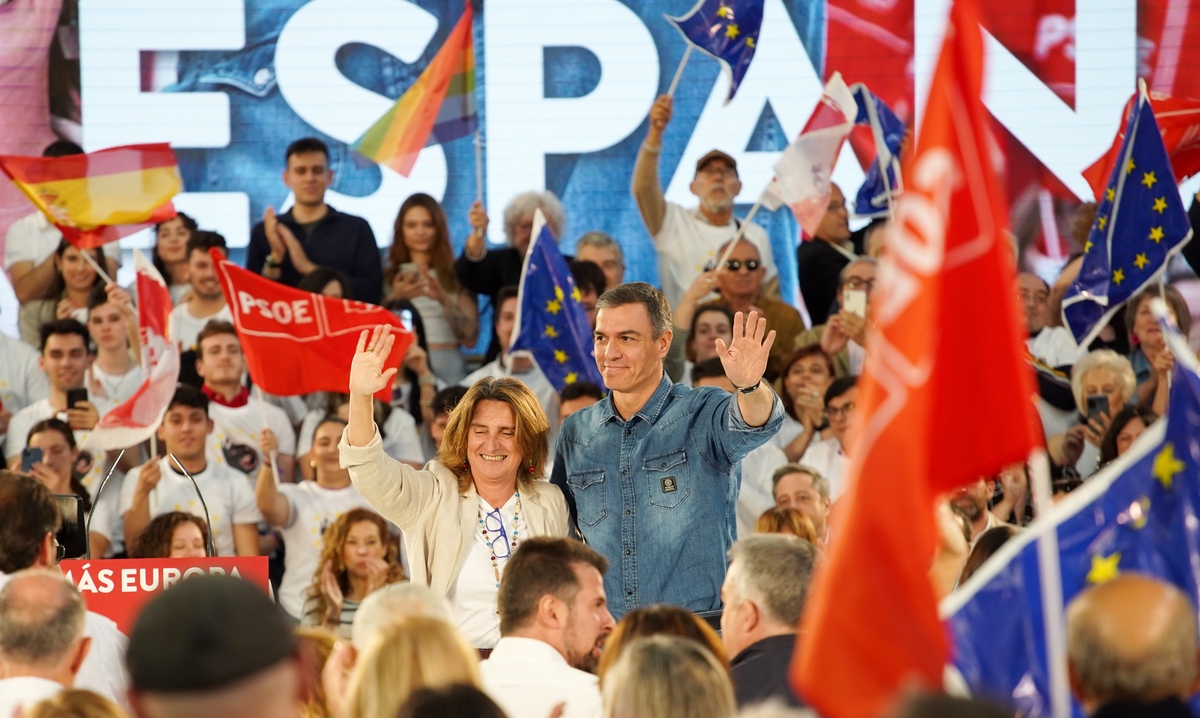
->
[850, 83, 906, 218]
[944, 316, 1200, 717]
[666, 0, 763, 102]
[509, 218, 604, 392]
[1061, 90, 1193, 346]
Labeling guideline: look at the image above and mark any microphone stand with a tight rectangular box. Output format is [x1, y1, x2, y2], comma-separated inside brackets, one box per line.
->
[83, 449, 125, 560]
[169, 453, 216, 558]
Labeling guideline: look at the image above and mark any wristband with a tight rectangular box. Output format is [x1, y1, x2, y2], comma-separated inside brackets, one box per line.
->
[731, 379, 764, 395]
[641, 141, 662, 154]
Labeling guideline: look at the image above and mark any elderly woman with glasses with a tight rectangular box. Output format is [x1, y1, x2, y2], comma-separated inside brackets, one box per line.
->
[340, 325, 570, 650]
[796, 376, 859, 502]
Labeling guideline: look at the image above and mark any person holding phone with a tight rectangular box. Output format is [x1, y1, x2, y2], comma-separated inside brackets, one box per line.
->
[1047, 350, 1137, 479]
[792, 258, 877, 378]
[699, 239, 804, 383]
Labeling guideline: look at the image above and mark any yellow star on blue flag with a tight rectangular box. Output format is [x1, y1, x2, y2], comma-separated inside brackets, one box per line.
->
[666, 0, 763, 102]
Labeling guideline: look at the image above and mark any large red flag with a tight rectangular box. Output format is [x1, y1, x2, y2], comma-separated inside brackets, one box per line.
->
[793, 1, 1040, 716]
[85, 250, 181, 451]
[211, 250, 411, 401]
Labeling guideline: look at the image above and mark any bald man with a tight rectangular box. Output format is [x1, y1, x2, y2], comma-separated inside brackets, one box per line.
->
[1066, 574, 1200, 716]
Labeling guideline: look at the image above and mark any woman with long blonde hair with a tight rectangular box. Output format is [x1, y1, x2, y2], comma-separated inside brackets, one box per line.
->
[602, 635, 736, 718]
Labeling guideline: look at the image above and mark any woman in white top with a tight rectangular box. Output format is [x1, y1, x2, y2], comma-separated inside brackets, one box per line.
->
[384, 194, 479, 384]
[342, 325, 569, 649]
[85, 284, 142, 405]
[773, 345, 836, 461]
[18, 241, 106, 347]
[151, 213, 196, 304]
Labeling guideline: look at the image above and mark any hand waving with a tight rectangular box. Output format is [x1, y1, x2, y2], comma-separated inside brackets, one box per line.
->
[349, 325, 399, 398]
[714, 311, 775, 389]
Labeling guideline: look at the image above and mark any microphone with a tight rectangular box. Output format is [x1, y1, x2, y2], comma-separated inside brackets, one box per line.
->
[168, 453, 216, 558]
[84, 449, 126, 560]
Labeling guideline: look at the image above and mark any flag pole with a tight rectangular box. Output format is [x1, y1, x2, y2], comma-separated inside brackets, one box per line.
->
[1028, 447, 1071, 718]
[667, 45, 693, 97]
[253, 384, 280, 484]
[79, 248, 116, 287]
[474, 130, 484, 204]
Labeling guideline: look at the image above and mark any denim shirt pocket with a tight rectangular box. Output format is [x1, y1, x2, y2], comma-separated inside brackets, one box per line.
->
[643, 449, 690, 509]
[567, 468, 607, 527]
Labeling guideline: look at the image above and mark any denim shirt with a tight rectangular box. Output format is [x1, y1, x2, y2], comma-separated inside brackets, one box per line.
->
[551, 373, 783, 618]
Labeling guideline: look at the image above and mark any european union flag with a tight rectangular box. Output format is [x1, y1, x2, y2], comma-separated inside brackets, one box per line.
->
[850, 83, 906, 218]
[1061, 90, 1193, 346]
[944, 318, 1200, 717]
[666, 0, 763, 102]
[508, 216, 604, 392]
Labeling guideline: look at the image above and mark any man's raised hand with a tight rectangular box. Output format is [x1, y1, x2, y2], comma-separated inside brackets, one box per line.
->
[714, 311, 775, 389]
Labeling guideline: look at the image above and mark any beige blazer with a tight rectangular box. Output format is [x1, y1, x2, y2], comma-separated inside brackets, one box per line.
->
[340, 426, 570, 597]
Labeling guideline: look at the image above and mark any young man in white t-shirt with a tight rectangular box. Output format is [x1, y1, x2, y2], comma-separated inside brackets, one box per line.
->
[168, 230, 233, 353]
[194, 320, 296, 483]
[119, 384, 261, 557]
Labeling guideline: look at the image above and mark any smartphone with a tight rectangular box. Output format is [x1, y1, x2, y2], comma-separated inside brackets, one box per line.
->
[66, 387, 88, 410]
[395, 309, 414, 333]
[20, 447, 43, 472]
[399, 262, 420, 279]
[1086, 394, 1109, 421]
[54, 494, 87, 560]
[843, 289, 867, 317]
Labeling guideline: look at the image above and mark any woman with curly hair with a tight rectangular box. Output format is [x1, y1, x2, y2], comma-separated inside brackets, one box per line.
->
[301, 508, 405, 637]
[129, 511, 209, 559]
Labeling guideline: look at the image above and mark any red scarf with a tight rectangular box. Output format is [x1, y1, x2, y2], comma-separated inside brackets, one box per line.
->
[202, 384, 250, 408]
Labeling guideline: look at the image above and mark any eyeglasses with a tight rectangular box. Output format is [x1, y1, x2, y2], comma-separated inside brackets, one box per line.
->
[724, 259, 761, 272]
[54, 536, 66, 562]
[825, 403, 855, 420]
[842, 277, 875, 292]
[483, 509, 511, 559]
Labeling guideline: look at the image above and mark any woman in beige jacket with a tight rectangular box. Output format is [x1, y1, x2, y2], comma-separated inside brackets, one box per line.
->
[341, 325, 570, 649]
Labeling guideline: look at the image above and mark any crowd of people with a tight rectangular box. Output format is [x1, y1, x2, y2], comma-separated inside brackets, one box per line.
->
[2, 92, 1200, 717]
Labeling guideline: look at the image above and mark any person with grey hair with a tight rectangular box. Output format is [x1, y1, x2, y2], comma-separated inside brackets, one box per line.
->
[1048, 349, 1137, 480]
[350, 582, 453, 650]
[771, 465, 831, 547]
[0, 569, 91, 716]
[792, 258, 877, 377]
[457, 191, 567, 361]
[552, 283, 783, 620]
[721, 535, 815, 708]
[631, 94, 778, 310]
[574, 231, 625, 290]
[602, 635, 736, 718]
[1066, 574, 1200, 716]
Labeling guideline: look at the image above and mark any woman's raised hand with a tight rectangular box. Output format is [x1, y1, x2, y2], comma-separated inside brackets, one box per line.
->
[349, 325, 398, 398]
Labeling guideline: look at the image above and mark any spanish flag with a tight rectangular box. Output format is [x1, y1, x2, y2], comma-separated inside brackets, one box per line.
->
[352, 3, 477, 177]
[0, 143, 181, 249]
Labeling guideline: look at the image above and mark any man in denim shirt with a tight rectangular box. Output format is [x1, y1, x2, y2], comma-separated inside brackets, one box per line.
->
[551, 283, 783, 620]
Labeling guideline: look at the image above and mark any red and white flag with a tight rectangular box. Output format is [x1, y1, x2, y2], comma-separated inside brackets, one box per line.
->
[793, 1, 1041, 715]
[85, 250, 181, 451]
[765, 72, 857, 236]
[211, 250, 411, 401]
[1083, 91, 1200, 201]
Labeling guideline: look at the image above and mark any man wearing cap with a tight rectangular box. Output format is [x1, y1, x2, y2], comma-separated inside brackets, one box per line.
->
[632, 94, 778, 309]
[125, 574, 302, 718]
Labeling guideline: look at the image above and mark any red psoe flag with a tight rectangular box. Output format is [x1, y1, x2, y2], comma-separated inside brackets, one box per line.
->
[793, 1, 1040, 716]
[211, 250, 411, 402]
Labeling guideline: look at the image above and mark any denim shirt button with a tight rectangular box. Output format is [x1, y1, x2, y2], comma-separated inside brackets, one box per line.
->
[625, 549, 631, 555]
[253, 68, 271, 87]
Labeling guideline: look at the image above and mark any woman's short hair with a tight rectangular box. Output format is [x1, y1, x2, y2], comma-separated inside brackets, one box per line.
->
[755, 507, 818, 543]
[601, 635, 736, 718]
[343, 616, 481, 718]
[1070, 349, 1136, 409]
[777, 344, 837, 420]
[1098, 405, 1158, 467]
[1126, 284, 1191, 341]
[438, 377, 551, 489]
[503, 191, 565, 245]
[130, 512, 210, 559]
[596, 604, 729, 681]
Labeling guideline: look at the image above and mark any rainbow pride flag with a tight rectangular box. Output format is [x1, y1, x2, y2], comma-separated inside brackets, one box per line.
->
[353, 3, 477, 177]
[0, 143, 180, 248]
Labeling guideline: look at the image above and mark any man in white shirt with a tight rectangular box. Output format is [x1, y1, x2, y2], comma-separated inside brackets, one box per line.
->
[169, 231, 233, 353]
[799, 377, 858, 501]
[1020, 272, 1084, 368]
[0, 569, 91, 718]
[481, 537, 615, 718]
[631, 95, 777, 309]
[119, 385, 261, 557]
[0, 472, 128, 709]
[461, 287, 559, 447]
[0, 330, 50, 443]
[4, 142, 120, 306]
[5, 320, 114, 494]
[195, 320, 295, 482]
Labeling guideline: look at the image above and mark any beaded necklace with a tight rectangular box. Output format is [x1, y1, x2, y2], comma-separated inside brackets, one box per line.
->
[478, 492, 522, 599]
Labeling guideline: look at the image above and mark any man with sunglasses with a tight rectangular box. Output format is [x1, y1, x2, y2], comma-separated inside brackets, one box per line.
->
[632, 94, 777, 309]
[703, 239, 805, 382]
[794, 258, 877, 377]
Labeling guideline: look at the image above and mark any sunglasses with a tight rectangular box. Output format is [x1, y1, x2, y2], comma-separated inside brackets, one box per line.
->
[723, 259, 761, 272]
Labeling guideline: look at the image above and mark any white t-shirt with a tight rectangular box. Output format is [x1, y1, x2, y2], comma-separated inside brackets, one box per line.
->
[5, 397, 117, 493]
[275, 481, 378, 619]
[769, 413, 806, 452]
[382, 407, 425, 464]
[799, 437, 849, 501]
[0, 676, 61, 717]
[448, 494, 520, 649]
[88, 363, 143, 405]
[481, 637, 604, 718]
[168, 302, 232, 353]
[736, 441, 789, 538]
[87, 473, 126, 556]
[653, 202, 777, 310]
[118, 458, 262, 557]
[0, 332, 49, 438]
[1027, 326, 1086, 368]
[4, 211, 121, 270]
[206, 397, 296, 481]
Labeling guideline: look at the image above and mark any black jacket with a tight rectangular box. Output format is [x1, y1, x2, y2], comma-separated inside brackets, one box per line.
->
[730, 634, 804, 709]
